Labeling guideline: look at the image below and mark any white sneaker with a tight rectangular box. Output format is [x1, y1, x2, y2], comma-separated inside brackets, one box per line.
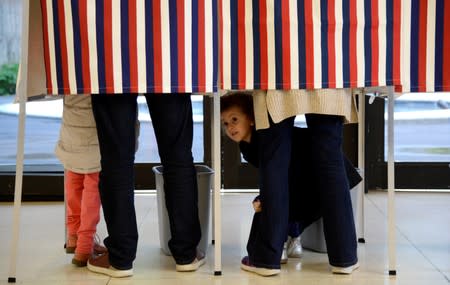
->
[331, 262, 360, 274]
[286, 236, 302, 258]
[280, 242, 288, 264]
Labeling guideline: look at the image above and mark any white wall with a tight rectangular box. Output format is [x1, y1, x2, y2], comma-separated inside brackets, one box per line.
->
[0, 0, 21, 65]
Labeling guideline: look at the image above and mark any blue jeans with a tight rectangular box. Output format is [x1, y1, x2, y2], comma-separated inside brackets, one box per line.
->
[91, 94, 201, 269]
[247, 117, 295, 269]
[305, 114, 358, 267]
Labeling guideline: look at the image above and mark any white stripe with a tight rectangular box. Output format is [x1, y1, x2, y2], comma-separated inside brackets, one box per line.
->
[356, 0, 365, 87]
[136, 0, 147, 93]
[245, 0, 254, 90]
[45, 0, 58, 94]
[160, 0, 171, 93]
[378, 0, 387, 86]
[112, 1, 122, 93]
[185, 0, 192, 92]
[205, 0, 213, 92]
[289, 0, 299, 89]
[86, 1, 99, 94]
[312, 0, 322, 88]
[401, 0, 411, 92]
[426, 0, 436, 92]
[335, 0, 343, 88]
[63, 0, 77, 94]
[266, 0, 276, 89]
[222, 0, 231, 89]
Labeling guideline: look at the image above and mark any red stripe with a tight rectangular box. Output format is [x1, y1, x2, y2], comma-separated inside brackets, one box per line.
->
[40, 0, 52, 93]
[259, 0, 268, 90]
[443, 0, 450, 90]
[57, 1, 70, 93]
[128, 0, 138, 92]
[104, 0, 114, 93]
[349, 0, 357, 87]
[392, 0, 401, 87]
[198, 0, 206, 92]
[281, 0, 291, 89]
[370, 0, 379, 86]
[237, 0, 246, 89]
[327, 0, 336, 88]
[177, 0, 185, 92]
[219, 0, 223, 89]
[417, 0, 427, 92]
[152, 0, 162, 92]
[304, 0, 314, 89]
[79, 0, 91, 92]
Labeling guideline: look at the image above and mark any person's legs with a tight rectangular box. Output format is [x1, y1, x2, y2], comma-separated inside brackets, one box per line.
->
[76, 172, 101, 255]
[305, 114, 358, 268]
[145, 93, 201, 265]
[65, 170, 83, 250]
[91, 94, 138, 270]
[247, 117, 294, 270]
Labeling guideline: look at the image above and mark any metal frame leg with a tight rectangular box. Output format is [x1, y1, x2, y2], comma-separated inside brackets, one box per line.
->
[387, 87, 397, 275]
[212, 93, 222, 275]
[357, 92, 366, 243]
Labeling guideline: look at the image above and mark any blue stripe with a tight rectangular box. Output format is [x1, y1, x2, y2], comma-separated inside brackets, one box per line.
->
[52, 0, 63, 93]
[320, 0, 328, 88]
[230, 0, 238, 88]
[192, 0, 199, 92]
[297, 0, 306, 89]
[342, 0, 350, 87]
[212, 0, 218, 91]
[95, 0, 106, 94]
[434, 0, 444, 91]
[169, 0, 178, 92]
[274, 1, 283, 89]
[145, 0, 154, 93]
[364, 0, 372, 86]
[410, 0, 420, 92]
[252, 0, 260, 89]
[121, 0, 130, 93]
[71, 0, 83, 93]
[385, 0, 393, 86]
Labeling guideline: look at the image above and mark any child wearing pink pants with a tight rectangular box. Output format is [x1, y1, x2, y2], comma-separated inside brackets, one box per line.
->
[55, 95, 106, 266]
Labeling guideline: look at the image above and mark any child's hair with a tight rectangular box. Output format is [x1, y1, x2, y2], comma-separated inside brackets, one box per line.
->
[220, 92, 254, 121]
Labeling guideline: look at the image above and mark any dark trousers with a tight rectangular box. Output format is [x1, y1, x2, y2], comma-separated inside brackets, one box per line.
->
[247, 117, 295, 269]
[91, 94, 201, 269]
[305, 114, 358, 267]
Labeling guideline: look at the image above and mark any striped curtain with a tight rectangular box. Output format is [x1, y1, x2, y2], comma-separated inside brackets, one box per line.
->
[40, 0, 218, 95]
[401, 0, 450, 92]
[219, 0, 450, 92]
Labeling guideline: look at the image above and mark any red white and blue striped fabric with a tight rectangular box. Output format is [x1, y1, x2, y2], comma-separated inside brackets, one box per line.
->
[219, 0, 403, 91]
[40, 0, 218, 95]
[400, 0, 450, 92]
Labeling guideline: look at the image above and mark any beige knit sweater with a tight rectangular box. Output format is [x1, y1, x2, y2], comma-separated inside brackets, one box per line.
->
[252, 88, 359, 130]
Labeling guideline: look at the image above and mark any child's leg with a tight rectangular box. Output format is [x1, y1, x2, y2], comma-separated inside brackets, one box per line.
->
[287, 222, 300, 238]
[65, 170, 84, 244]
[76, 172, 101, 255]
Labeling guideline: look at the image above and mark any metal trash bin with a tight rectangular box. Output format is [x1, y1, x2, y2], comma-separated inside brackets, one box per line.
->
[301, 169, 363, 253]
[153, 165, 213, 256]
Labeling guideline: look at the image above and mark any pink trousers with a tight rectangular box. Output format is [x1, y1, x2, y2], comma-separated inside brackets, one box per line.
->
[65, 170, 101, 254]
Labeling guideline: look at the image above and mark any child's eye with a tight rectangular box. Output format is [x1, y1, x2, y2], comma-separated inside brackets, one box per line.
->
[231, 117, 238, 123]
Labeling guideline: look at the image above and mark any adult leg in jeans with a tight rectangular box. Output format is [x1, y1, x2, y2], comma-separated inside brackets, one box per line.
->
[305, 114, 358, 267]
[91, 94, 138, 270]
[247, 117, 294, 269]
[145, 93, 201, 265]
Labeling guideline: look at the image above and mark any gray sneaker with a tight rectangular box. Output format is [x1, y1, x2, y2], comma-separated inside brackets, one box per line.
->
[286, 236, 303, 258]
[175, 250, 206, 272]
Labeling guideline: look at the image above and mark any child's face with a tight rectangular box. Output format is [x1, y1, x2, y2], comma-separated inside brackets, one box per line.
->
[221, 106, 254, 143]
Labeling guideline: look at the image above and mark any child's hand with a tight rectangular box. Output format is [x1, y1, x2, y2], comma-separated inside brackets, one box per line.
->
[252, 199, 262, 212]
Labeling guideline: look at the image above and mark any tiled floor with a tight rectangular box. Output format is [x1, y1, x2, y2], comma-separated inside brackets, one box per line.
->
[0, 191, 449, 285]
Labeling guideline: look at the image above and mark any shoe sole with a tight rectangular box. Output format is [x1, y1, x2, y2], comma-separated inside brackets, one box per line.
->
[331, 262, 360, 274]
[176, 258, 206, 272]
[87, 262, 133, 278]
[241, 263, 280, 276]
